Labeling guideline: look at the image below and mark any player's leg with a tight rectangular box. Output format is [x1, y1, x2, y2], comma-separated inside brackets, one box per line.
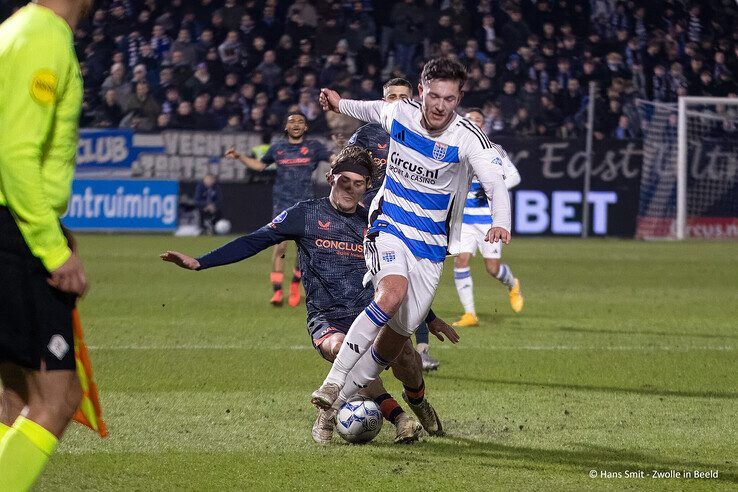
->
[482, 241, 523, 313]
[310, 324, 416, 443]
[336, 258, 444, 424]
[452, 252, 479, 327]
[453, 223, 480, 326]
[288, 254, 301, 307]
[414, 322, 439, 371]
[311, 233, 409, 408]
[270, 241, 288, 306]
[389, 339, 443, 435]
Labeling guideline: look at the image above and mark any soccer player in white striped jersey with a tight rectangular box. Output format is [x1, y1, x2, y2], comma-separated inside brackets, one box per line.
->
[452, 108, 524, 328]
[311, 58, 511, 431]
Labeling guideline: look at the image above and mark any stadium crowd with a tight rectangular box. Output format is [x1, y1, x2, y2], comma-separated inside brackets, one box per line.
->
[3, 0, 737, 139]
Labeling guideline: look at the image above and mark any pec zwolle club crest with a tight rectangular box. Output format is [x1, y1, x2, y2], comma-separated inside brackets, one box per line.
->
[432, 142, 448, 160]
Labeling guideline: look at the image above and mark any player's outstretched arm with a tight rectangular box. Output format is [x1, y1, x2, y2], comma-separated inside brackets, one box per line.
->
[318, 88, 341, 112]
[320, 88, 388, 126]
[160, 251, 200, 270]
[224, 147, 267, 172]
[161, 205, 305, 271]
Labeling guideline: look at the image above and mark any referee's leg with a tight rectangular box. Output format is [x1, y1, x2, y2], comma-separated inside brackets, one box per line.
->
[0, 365, 82, 491]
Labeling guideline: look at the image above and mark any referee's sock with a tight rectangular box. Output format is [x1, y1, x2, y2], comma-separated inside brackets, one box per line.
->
[0, 416, 58, 490]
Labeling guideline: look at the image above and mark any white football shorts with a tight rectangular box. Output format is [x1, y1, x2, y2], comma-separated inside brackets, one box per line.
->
[459, 222, 502, 259]
[363, 232, 443, 337]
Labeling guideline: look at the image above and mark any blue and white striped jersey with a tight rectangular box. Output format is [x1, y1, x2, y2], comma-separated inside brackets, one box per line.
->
[463, 154, 520, 225]
[338, 98, 511, 262]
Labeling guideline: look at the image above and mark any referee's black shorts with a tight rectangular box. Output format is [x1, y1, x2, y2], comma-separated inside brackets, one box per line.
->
[0, 206, 76, 371]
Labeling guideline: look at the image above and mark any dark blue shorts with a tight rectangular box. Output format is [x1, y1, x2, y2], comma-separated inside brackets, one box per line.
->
[307, 314, 356, 359]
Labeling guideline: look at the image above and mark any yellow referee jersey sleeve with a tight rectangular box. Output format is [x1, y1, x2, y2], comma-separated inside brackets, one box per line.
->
[0, 5, 82, 272]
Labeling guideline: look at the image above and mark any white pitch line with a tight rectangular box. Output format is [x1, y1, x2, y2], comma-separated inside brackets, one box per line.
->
[87, 344, 734, 351]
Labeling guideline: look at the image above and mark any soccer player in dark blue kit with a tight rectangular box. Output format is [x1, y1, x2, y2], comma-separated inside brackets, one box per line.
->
[161, 146, 458, 444]
[225, 112, 332, 308]
[348, 78, 442, 371]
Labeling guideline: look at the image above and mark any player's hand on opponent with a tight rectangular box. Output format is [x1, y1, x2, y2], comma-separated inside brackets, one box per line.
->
[224, 147, 240, 159]
[160, 250, 201, 270]
[319, 88, 341, 113]
[485, 227, 511, 245]
[428, 317, 460, 344]
[49, 252, 88, 297]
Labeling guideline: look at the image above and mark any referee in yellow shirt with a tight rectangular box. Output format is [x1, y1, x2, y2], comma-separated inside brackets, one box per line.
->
[0, 1, 93, 489]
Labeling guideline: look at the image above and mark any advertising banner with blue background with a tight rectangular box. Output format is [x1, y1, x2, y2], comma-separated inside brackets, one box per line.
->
[76, 129, 166, 174]
[77, 129, 134, 170]
[62, 179, 178, 231]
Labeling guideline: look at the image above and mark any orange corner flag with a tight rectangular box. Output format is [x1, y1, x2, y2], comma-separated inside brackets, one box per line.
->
[72, 308, 108, 438]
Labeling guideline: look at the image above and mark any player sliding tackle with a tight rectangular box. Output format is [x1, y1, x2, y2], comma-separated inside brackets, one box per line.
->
[311, 58, 512, 420]
[161, 146, 458, 443]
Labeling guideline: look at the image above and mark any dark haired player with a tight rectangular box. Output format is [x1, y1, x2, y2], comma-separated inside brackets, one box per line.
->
[225, 112, 332, 308]
[312, 58, 512, 417]
[349, 78, 441, 371]
[162, 146, 456, 444]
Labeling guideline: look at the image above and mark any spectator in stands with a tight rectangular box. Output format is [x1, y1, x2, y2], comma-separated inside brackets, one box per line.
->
[183, 63, 213, 100]
[218, 31, 243, 67]
[561, 78, 583, 119]
[256, 51, 282, 95]
[170, 49, 193, 87]
[150, 24, 171, 59]
[100, 62, 131, 106]
[192, 93, 217, 130]
[170, 101, 197, 129]
[195, 173, 223, 234]
[510, 107, 536, 136]
[243, 105, 268, 133]
[276, 35, 298, 71]
[355, 78, 380, 101]
[391, 0, 423, 77]
[356, 36, 381, 77]
[501, 7, 531, 52]
[476, 14, 496, 55]
[94, 89, 124, 128]
[218, 0, 245, 32]
[496, 80, 520, 124]
[123, 82, 160, 131]
[222, 113, 243, 133]
[652, 65, 671, 101]
[172, 28, 197, 66]
[13, 0, 736, 141]
[536, 95, 563, 136]
[614, 115, 636, 140]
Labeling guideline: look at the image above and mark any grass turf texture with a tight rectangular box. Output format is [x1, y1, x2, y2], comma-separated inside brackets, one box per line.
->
[29, 236, 736, 490]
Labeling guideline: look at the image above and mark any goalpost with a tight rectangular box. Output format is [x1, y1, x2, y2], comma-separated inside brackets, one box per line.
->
[635, 96, 738, 240]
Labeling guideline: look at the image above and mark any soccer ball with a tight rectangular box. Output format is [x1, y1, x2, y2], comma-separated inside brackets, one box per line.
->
[335, 396, 383, 444]
[214, 219, 232, 235]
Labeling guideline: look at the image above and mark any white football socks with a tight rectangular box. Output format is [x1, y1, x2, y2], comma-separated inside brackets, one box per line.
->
[323, 301, 390, 388]
[336, 346, 390, 407]
[496, 263, 516, 289]
[454, 267, 475, 315]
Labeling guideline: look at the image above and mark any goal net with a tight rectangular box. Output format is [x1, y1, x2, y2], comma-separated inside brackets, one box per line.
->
[635, 97, 738, 239]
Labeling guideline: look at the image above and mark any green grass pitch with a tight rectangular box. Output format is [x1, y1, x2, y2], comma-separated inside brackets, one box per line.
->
[32, 236, 737, 490]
